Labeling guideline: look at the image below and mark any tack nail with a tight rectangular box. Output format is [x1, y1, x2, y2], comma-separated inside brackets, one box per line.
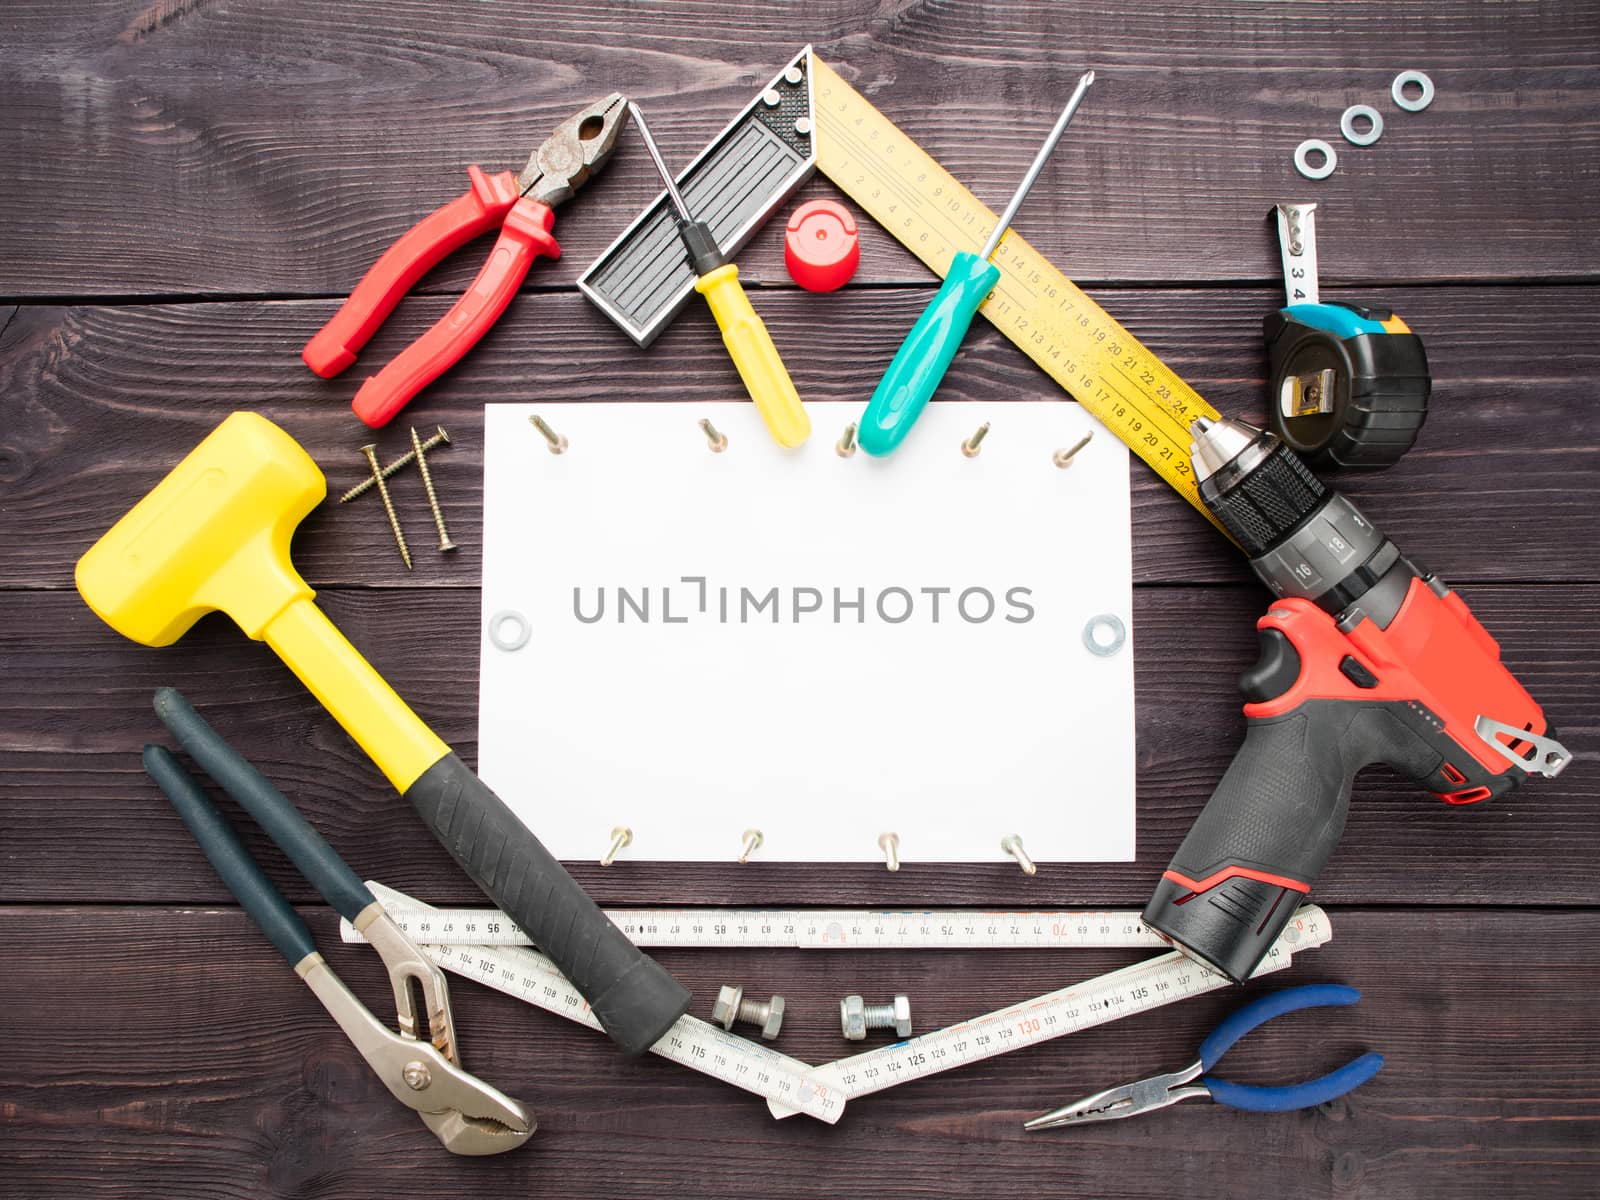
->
[699, 418, 728, 452]
[1053, 432, 1094, 468]
[600, 826, 633, 867]
[962, 422, 991, 458]
[530, 414, 568, 454]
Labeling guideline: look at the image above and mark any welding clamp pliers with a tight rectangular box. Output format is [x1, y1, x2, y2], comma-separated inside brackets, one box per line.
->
[304, 94, 629, 428]
[141, 687, 534, 1156]
[1025, 984, 1382, 1129]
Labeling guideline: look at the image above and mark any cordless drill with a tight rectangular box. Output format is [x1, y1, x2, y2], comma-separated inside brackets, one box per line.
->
[1142, 415, 1571, 983]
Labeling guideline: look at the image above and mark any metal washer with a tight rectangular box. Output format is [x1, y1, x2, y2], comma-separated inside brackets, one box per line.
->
[1340, 104, 1384, 146]
[1294, 138, 1338, 181]
[1391, 70, 1435, 113]
[488, 610, 532, 652]
[1082, 613, 1127, 657]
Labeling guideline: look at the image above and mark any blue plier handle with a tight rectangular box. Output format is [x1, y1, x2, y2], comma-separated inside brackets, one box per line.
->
[1025, 984, 1383, 1129]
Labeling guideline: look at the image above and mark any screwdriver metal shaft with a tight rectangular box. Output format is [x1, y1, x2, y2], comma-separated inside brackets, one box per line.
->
[628, 102, 811, 448]
[980, 71, 1096, 260]
[631, 105, 694, 222]
[858, 71, 1095, 458]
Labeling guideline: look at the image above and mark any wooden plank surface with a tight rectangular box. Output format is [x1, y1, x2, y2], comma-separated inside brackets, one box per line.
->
[3, 284, 1598, 590]
[1, 2, 1598, 297]
[2, 583, 1593, 908]
[0, 907, 1594, 1199]
[1, 2, 1596, 1197]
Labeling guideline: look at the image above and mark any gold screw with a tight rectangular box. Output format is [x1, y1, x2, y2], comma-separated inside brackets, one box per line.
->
[410, 427, 456, 553]
[836, 422, 858, 458]
[738, 829, 764, 864]
[530, 414, 568, 454]
[340, 426, 449, 503]
[961, 422, 991, 458]
[600, 826, 633, 867]
[699, 418, 728, 452]
[1000, 834, 1038, 876]
[1053, 431, 1094, 468]
[361, 444, 412, 570]
[878, 832, 901, 873]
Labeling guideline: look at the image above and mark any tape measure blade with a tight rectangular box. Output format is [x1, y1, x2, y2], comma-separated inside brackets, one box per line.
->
[811, 57, 1223, 528]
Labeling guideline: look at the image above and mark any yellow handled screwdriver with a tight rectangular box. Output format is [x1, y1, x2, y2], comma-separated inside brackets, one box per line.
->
[628, 101, 811, 447]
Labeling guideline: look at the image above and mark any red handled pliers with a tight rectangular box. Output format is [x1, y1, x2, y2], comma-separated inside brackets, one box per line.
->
[304, 94, 629, 427]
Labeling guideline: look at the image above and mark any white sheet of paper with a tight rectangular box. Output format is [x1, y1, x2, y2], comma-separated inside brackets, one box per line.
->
[478, 401, 1135, 864]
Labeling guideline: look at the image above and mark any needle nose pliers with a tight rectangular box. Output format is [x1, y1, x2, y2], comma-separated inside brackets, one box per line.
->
[142, 687, 535, 1156]
[1025, 984, 1382, 1129]
[304, 93, 629, 428]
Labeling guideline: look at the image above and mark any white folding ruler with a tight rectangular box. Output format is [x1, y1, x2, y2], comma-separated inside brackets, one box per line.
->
[347, 884, 1332, 1125]
[342, 893, 1170, 949]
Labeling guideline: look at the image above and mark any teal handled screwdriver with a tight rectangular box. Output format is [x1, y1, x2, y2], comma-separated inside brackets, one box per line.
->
[858, 70, 1095, 457]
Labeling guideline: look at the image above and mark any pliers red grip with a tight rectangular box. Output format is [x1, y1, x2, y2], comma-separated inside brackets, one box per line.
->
[304, 94, 629, 428]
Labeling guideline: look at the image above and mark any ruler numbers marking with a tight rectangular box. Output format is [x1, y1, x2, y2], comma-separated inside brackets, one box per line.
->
[811, 58, 1221, 523]
[769, 907, 1331, 1118]
[363, 886, 1328, 1125]
[349, 892, 1170, 950]
[421, 938, 844, 1124]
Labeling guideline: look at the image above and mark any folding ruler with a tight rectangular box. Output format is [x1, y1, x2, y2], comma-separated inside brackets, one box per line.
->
[349, 885, 1332, 1125]
[343, 897, 1171, 949]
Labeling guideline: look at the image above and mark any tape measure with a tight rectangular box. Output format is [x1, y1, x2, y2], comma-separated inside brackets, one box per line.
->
[342, 898, 1169, 950]
[810, 57, 1222, 523]
[359, 884, 1331, 1124]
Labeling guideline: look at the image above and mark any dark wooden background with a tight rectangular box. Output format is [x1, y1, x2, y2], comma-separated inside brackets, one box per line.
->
[2, 3, 1597, 1197]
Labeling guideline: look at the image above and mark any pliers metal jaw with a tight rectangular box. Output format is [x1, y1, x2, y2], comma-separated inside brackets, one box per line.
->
[298, 953, 531, 1156]
[142, 687, 535, 1156]
[356, 901, 459, 1061]
[1025, 984, 1383, 1130]
[1025, 1062, 1210, 1127]
[519, 92, 628, 208]
[303, 93, 630, 428]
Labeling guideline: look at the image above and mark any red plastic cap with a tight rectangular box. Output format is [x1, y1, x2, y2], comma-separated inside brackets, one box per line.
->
[785, 199, 860, 292]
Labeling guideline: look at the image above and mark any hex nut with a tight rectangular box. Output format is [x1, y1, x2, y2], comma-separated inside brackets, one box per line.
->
[891, 994, 913, 1038]
[712, 984, 742, 1031]
[762, 995, 786, 1040]
[841, 994, 868, 1041]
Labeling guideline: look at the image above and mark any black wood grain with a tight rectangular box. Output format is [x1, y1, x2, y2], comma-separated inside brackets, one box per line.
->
[1, 582, 1591, 908]
[3, 285, 1598, 590]
[2, 2, 1598, 297]
[0, 906, 1594, 1200]
[2, 3, 1596, 1196]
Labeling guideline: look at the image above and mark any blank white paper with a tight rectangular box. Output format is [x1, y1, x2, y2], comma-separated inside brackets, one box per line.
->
[478, 401, 1135, 864]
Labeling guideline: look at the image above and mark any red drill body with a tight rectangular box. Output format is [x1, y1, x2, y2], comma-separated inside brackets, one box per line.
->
[1142, 417, 1569, 982]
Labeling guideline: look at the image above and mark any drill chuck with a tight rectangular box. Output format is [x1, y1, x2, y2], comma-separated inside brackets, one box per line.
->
[1191, 416, 1417, 630]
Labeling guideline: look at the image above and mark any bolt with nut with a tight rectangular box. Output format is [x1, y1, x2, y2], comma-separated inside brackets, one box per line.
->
[840, 993, 912, 1041]
[712, 984, 785, 1040]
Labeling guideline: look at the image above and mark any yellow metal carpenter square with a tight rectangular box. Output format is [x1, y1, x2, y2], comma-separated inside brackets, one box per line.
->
[811, 56, 1222, 522]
